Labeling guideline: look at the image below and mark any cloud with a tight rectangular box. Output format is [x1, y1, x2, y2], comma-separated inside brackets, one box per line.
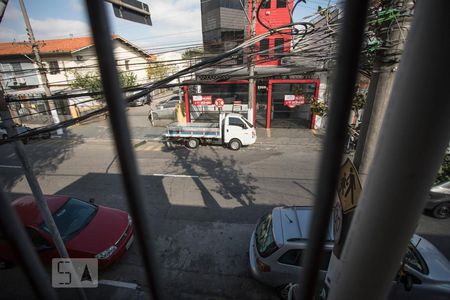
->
[29, 18, 90, 40]
[111, 0, 203, 49]
[0, 2, 90, 41]
[69, 0, 84, 13]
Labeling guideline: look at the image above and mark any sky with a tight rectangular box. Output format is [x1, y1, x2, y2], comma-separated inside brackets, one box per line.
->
[0, 0, 331, 54]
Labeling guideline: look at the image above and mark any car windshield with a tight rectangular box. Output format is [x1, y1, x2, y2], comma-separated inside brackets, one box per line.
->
[41, 198, 97, 241]
[404, 243, 428, 274]
[255, 213, 279, 257]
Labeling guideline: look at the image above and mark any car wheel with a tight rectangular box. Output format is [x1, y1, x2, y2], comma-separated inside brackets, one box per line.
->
[276, 284, 290, 300]
[229, 139, 241, 151]
[187, 138, 199, 149]
[432, 202, 450, 219]
[2, 134, 7, 140]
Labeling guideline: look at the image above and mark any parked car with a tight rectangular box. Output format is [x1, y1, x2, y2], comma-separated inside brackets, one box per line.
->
[424, 181, 450, 219]
[249, 206, 450, 299]
[0, 195, 134, 269]
[128, 94, 151, 107]
[156, 95, 181, 109]
[149, 100, 179, 125]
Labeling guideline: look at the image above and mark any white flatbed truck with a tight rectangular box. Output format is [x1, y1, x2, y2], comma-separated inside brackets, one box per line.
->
[163, 113, 256, 150]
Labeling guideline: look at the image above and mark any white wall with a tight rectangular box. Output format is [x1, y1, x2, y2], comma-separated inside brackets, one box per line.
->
[41, 39, 150, 88]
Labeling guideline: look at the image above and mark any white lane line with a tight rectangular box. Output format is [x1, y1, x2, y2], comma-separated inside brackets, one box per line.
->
[98, 279, 138, 290]
[152, 173, 199, 178]
[0, 165, 21, 169]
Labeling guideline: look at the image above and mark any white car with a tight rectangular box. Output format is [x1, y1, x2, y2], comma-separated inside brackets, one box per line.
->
[249, 206, 450, 300]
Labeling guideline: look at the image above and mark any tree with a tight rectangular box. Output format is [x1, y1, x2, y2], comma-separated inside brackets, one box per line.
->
[71, 71, 137, 94]
[147, 61, 171, 81]
[182, 48, 203, 60]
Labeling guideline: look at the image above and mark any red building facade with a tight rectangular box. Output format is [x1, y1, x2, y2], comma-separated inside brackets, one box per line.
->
[249, 0, 293, 66]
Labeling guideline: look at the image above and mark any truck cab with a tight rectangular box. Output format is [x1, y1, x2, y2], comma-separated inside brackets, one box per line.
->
[221, 113, 256, 150]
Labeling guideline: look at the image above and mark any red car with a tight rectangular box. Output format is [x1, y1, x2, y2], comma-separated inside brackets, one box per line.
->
[0, 195, 134, 269]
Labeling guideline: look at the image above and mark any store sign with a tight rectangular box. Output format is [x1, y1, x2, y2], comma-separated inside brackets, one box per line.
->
[284, 95, 305, 108]
[192, 95, 212, 105]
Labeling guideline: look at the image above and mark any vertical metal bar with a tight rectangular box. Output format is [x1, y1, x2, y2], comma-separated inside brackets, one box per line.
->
[329, 1, 450, 299]
[84, 1, 161, 299]
[266, 81, 272, 128]
[298, 1, 369, 299]
[0, 189, 58, 300]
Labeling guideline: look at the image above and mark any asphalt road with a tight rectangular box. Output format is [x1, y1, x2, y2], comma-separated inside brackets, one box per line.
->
[0, 106, 449, 300]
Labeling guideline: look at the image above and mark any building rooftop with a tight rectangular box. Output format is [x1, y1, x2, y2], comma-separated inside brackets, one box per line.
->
[0, 35, 152, 58]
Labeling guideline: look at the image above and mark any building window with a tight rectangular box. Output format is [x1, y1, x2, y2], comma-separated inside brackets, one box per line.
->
[259, 38, 270, 57]
[274, 38, 285, 56]
[48, 61, 60, 74]
[125, 60, 130, 71]
[277, 0, 287, 8]
[261, 0, 271, 9]
[11, 62, 23, 74]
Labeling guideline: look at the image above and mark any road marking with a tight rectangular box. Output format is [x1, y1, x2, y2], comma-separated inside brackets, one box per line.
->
[0, 165, 21, 169]
[135, 143, 163, 151]
[152, 173, 199, 178]
[98, 280, 138, 290]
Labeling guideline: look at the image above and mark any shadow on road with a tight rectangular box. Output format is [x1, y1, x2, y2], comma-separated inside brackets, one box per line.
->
[166, 146, 258, 207]
[0, 133, 84, 192]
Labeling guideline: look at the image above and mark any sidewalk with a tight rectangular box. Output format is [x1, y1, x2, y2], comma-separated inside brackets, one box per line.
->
[255, 127, 324, 146]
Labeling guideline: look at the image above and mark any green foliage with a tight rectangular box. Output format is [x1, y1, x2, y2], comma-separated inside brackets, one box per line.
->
[119, 72, 137, 88]
[310, 101, 328, 116]
[435, 154, 450, 184]
[182, 48, 203, 60]
[71, 71, 103, 93]
[71, 71, 137, 93]
[147, 62, 171, 81]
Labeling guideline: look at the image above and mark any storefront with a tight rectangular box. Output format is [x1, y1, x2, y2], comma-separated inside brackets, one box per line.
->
[183, 79, 319, 129]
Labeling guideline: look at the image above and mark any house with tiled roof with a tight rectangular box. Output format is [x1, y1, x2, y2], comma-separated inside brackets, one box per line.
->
[0, 35, 152, 121]
[0, 35, 151, 91]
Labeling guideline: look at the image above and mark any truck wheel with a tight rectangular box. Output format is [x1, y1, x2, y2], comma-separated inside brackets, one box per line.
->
[229, 139, 241, 151]
[187, 138, 199, 149]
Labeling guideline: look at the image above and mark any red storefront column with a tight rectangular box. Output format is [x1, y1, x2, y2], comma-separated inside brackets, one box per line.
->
[183, 85, 190, 123]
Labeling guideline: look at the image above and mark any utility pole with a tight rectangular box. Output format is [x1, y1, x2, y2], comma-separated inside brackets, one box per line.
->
[247, 0, 256, 125]
[353, 0, 414, 179]
[18, 0, 62, 135]
[0, 91, 68, 259]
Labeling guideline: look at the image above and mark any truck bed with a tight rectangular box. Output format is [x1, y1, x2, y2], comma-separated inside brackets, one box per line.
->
[165, 122, 221, 138]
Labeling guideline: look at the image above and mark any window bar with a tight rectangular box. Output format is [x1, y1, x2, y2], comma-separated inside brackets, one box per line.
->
[84, 1, 161, 299]
[328, 1, 450, 298]
[0, 189, 58, 300]
[298, 0, 370, 299]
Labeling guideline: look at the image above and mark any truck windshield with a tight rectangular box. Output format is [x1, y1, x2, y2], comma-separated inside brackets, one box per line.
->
[255, 213, 279, 257]
[242, 117, 253, 128]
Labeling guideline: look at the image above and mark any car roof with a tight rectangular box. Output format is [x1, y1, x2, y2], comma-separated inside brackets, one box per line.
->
[12, 195, 70, 227]
[272, 206, 334, 247]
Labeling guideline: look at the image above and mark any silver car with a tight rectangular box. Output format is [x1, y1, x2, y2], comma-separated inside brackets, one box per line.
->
[149, 99, 179, 125]
[249, 206, 450, 299]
